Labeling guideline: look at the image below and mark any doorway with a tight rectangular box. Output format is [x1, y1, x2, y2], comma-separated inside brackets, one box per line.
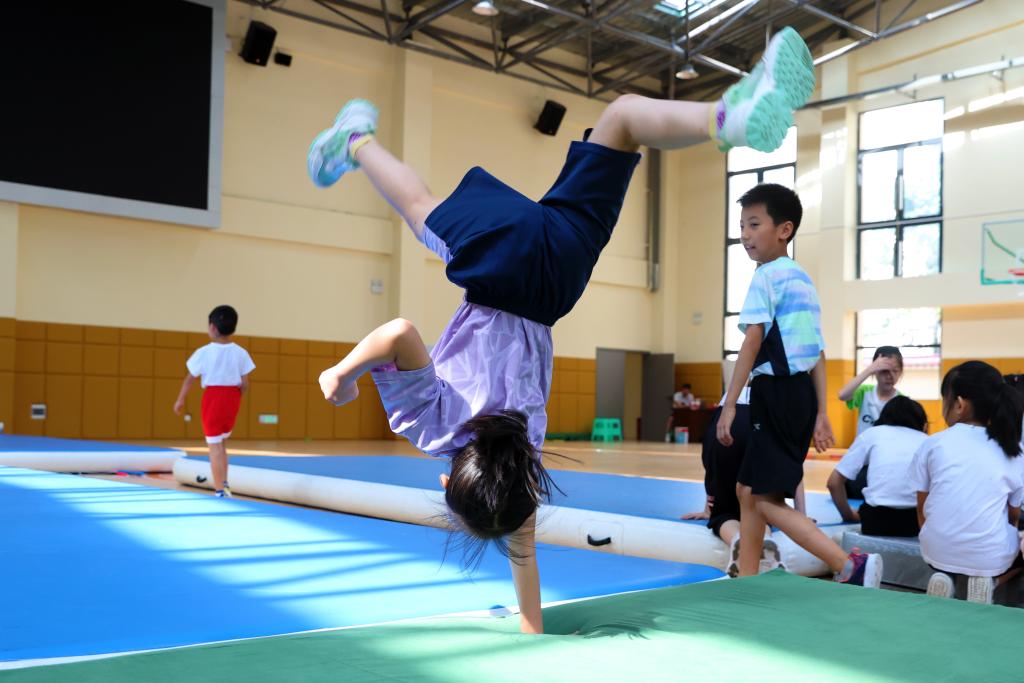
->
[596, 349, 674, 442]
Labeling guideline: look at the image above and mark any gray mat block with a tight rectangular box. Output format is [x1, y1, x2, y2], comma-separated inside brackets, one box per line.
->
[841, 531, 931, 590]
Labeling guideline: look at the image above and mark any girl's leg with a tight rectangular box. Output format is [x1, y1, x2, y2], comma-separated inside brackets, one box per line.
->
[353, 139, 442, 240]
[587, 95, 713, 153]
[755, 494, 848, 573]
[719, 519, 740, 546]
[589, 27, 814, 154]
[737, 484, 767, 577]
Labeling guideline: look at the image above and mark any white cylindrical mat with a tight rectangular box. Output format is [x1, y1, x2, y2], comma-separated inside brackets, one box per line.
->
[0, 450, 182, 473]
[173, 458, 852, 576]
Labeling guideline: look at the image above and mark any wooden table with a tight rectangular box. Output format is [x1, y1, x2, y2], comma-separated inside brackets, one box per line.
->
[670, 407, 716, 443]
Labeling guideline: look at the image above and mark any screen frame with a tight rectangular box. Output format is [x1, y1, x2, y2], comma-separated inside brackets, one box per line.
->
[0, 0, 226, 229]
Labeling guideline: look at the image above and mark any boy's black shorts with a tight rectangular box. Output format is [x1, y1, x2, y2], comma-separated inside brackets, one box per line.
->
[737, 372, 816, 499]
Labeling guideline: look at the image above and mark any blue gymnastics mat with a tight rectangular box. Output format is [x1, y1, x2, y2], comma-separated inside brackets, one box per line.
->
[0, 467, 721, 663]
[0, 435, 178, 454]
[184, 454, 850, 525]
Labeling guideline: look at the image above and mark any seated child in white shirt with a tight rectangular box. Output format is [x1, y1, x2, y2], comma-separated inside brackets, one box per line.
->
[828, 396, 927, 537]
[909, 361, 1024, 604]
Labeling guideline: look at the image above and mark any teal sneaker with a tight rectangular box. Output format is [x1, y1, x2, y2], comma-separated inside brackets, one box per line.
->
[714, 26, 815, 153]
[307, 99, 379, 188]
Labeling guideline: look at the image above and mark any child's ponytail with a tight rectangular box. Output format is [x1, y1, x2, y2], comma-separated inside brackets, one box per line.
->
[943, 361, 1024, 457]
[991, 382, 1024, 457]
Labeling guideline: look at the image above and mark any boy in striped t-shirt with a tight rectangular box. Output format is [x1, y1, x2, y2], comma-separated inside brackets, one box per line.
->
[716, 183, 883, 588]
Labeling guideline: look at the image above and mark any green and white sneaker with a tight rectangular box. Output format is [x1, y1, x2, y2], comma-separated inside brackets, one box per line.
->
[713, 26, 815, 153]
[307, 99, 379, 188]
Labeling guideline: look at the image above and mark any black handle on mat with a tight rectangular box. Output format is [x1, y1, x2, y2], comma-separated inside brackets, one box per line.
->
[587, 534, 612, 547]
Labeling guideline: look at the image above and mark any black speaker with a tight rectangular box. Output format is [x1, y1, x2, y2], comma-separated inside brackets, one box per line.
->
[534, 100, 566, 136]
[240, 21, 276, 66]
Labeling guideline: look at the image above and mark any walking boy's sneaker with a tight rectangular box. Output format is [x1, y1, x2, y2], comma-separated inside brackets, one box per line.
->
[966, 576, 996, 604]
[308, 99, 379, 188]
[836, 548, 882, 588]
[215, 487, 232, 499]
[926, 572, 954, 599]
[712, 26, 815, 153]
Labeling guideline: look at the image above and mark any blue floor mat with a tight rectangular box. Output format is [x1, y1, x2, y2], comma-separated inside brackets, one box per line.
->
[0, 467, 721, 662]
[186, 454, 852, 525]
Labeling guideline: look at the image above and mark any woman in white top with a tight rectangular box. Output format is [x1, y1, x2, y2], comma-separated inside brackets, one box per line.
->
[827, 396, 928, 537]
[909, 361, 1024, 604]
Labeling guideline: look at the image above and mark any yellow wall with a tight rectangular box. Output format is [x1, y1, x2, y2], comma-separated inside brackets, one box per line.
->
[10, 0, 658, 363]
[5, 0, 1023, 447]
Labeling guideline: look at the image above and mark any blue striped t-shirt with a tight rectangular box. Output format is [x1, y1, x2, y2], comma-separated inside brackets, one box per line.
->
[739, 256, 824, 377]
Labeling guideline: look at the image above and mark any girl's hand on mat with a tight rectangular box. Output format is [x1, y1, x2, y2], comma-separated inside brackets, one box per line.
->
[320, 370, 359, 406]
[716, 405, 736, 446]
[173, 399, 185, 415]
[812, 413, 834, 453]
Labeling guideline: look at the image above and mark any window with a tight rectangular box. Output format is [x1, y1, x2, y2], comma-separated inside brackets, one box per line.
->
[857, 99, 943, 280]
[723, 127, 796, 359]
[856, 307, 942, 399]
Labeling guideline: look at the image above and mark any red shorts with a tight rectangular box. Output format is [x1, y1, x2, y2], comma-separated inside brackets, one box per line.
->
[201, 386, 241, 444]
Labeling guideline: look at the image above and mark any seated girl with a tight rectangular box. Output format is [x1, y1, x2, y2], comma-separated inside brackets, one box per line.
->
[909, 361, 1024, 604]
[827, 396, 928, 537]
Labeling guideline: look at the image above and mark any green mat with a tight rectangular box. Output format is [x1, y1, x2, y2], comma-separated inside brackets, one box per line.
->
[7, 572, 1022, 682]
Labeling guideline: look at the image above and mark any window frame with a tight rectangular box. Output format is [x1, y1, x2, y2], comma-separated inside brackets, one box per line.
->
[856, 98, 945, 280]
[722, 160, 797, 358]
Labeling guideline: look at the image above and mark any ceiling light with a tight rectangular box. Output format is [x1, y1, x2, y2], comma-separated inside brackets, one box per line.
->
[472, 0, 499, 16]
[675, 63, 699, 79]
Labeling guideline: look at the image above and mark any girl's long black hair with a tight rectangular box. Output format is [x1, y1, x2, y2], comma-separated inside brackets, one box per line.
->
[873, 395, 928, 432]
[942, 361, 1024, 457]
[443, 410, 562, 567]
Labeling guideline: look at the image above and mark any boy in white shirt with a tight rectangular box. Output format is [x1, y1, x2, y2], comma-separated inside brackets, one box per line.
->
[174, 305, 255, 498]
[836, 345, 903, 499]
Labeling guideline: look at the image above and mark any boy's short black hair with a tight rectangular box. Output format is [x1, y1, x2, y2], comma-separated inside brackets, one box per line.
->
[738, 183, 803, 242]
[682, 383, 692, 390]
[209, 305, 238, 336]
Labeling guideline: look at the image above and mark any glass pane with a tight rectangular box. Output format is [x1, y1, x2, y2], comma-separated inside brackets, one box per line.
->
[726, 242, 757, 313]
[723, 314, 744, 353]
[857, 307, 941, 348]
[762, 165, 795, 188]
[727, 127, 797, 172]
[902, 143, 942, 219]
[727, 172, 758, 239]
[860, 150, 898, 223]
[901, 223, 941, 278]
[860, 99, 944, 150]
[859, 228, 896, 280]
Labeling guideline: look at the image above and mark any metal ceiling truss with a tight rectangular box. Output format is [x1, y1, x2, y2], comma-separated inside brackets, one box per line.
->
[242, 0, 985, 102]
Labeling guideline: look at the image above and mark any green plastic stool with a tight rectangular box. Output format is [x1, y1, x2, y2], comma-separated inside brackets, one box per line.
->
[591, 418, 623, 442]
